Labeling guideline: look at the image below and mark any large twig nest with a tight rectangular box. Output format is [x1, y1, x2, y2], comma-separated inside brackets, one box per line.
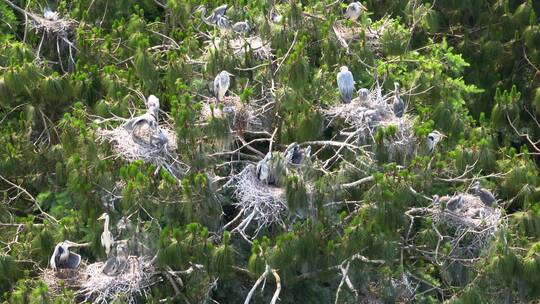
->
[229, 35, 273, 60]
[332, 18, 389, 56]
[41, 268, 86, 294]
[97, 118, 186, 179]
[323, 87, 416, 162]
[76, 256, 156, 304]
[228, 165, 288, 239]
[200, 96, 263, 133]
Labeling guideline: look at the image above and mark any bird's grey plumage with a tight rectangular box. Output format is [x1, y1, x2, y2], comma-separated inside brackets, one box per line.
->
[197, 5, 229, 27]
[344, 2, 366, 20]
[50, 241, 81, 271]
[337, 66, 355, 103]
[123, 95, 160, 132]
[150, 130, 169, 148]
[43, 7, 59, 21]
[216, 15, 231, 30]
[358, 88, 370, 103]
[98, 213, 114, 256]
[214, 71, 232, 102]
[284, 142, 310, 165]
[102, 243, 129, 276]
[393, 82, 404, 117]
[472, 181, 496, 207]
[446, 195, 463, 211]
[233, 21, 251, 34]
[427, 130, 444, 153]
[256, 152, 274, 184]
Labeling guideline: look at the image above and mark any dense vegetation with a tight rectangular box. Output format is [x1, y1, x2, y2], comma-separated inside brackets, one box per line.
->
[1, 0, 539, 303]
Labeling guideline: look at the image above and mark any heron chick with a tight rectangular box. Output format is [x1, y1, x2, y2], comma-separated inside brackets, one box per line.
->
[472, 181, 497, 207]
[393, 82, 404, 117]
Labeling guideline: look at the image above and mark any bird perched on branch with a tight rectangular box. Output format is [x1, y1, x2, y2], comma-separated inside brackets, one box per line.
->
[337, 66, 355, 103]
[427, 130, 445, 153]
[102, 242, 128, 276]
[392, 82, 405, 117]
[50, 241, 81, 270]
[344, 2, 367, 21]
[283, 142, 311, 165]
[214, 71, 233, 103]
[256, 152, 275, 185]
[472, 181, 497, 207]
[98, 213, 114, 256]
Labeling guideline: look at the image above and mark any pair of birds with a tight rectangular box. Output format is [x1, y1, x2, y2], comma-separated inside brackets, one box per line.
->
[434, 181, 497, 211]
[255, 143, 311, 185]
[196, 4, 251, 34]
[123, 95, 168, 148]
[49, 213, 128, 276]
[336, 66, 405, 117]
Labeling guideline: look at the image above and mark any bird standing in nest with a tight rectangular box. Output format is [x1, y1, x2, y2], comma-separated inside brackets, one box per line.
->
[472, 181, 497, 207]
[256, 152, 275, 185]
[214, 71, 233, 104]
[123, 95, 163, 146]
[393, 82, 405, 117]
[50, 241, 81, 270]
[337, 66, 355, 103]
[102, 242, 129, 276]
[98, 213, 114, 257]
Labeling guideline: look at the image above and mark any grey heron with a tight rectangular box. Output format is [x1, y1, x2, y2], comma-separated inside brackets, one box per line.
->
[98, 213, 114, 256]
[214, 71, 233, 103]
[344, 2, 367, 21]
[446, 195, 463, 211]
[216, 15, 231, 31]
[150, 130, 169, 149]
[392, 82, 404, 117]
[472, 181, 497, 207]
[337, 66, 355, 103]
[123, 95, 160, 133]
[50, 241, 81, 271]
[427, 130, 445, 153]
[358, 88, 370, 103]
[196, 4, 229, 26]
[43, 7, 59, 21]
[233, 21, 251, 35]
[102, 242, 129, 276]
[256, 152, 275, 184]
[283, 142, 310, 165]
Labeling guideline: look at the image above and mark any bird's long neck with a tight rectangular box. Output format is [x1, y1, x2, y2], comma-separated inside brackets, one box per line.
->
[103, 216, 109, 232]
[395, 87, 400, 99]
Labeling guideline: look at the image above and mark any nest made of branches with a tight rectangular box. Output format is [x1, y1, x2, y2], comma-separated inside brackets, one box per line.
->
[204, 35, 273, 61]
[432, 193, 504, 259]
[41, 268, 87, 294]
[323, 87, 416, 162]
[332, 18, 390, 56]
[97, 118, 185, 179]
[76, 256, 156, 304]
[228, 164, 288, 239]
[200, 96, 263, 133]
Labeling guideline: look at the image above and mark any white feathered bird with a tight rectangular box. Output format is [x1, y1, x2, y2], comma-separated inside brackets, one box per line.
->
[98, 213, 114, 256]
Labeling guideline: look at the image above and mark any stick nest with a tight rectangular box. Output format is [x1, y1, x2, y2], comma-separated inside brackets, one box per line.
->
[229, 165, 288, 239]
[97, 119, 185, 179]
[323, 87, 416, 162]
[200, 96, 263, 133]
[41, 268, 86, 294]
[433, 194, 504, 259]
[332, 18, 389, 56]
[76, 256, 156, 304]
[204, 35, 273, 61]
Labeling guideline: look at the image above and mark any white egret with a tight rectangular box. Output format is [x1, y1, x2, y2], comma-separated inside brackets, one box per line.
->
[344, 2, 367, 21]
[393, 82, 404, 117]
[337, 66, 355, 103]
[214, 71, 233, 103]
[472, 181, 497, 207]
[102, 242, 129, 276]
[427, 130, 445, 153]
[50, 241, 81, 271]
[98, 213, 114, 256]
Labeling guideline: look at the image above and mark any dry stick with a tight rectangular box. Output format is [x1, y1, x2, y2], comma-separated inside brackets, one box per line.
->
[270, 268, 281, 304]
[273, 31, 298, 76]
[507, 113, 540, 153]
[244, 264, 271, 304]
[341, 175, 374, 189]
[0, 174, 58, 224]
